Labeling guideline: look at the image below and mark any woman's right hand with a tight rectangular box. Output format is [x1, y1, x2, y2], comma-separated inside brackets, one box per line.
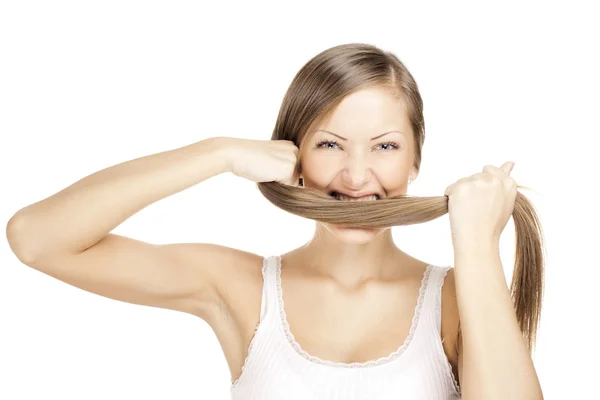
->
[225, 137, 301, 186]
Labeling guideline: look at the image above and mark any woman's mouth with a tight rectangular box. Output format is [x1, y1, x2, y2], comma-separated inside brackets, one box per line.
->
[329, 192, 380, 201]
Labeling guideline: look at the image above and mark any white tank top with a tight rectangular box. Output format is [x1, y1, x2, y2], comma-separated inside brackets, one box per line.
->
[231, 255, 462, 399]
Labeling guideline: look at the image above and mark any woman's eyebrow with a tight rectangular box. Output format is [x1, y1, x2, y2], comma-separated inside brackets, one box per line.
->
[315, 130, 405, 141]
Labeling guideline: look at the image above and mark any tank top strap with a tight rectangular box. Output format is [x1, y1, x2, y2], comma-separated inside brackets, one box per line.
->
[258, 255, 280, 322]
[420, 264, 452, 334]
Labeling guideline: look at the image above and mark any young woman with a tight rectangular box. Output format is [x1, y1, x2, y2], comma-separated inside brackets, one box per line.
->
[6, 43, 544, 399]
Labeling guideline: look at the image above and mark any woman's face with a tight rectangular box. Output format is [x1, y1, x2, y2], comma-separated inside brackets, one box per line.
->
[299, 85, 418, 244]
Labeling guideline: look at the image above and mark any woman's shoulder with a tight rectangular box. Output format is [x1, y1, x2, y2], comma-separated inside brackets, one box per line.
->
[215, 246, 266, 291]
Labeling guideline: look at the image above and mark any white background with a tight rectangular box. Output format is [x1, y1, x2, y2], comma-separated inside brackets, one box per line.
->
[1, 1, 598, 399]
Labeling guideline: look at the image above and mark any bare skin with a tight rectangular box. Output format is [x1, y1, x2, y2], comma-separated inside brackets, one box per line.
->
[203, 250, 461, 387]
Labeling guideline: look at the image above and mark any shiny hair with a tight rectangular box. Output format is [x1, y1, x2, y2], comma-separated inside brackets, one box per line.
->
[257, 43, 545, 355]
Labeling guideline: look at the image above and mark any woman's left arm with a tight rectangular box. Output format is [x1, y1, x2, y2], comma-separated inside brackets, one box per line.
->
[453, 241, 544, 400]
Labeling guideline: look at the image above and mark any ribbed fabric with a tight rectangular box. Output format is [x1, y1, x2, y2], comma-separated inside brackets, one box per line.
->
[231, 255, 462, 400]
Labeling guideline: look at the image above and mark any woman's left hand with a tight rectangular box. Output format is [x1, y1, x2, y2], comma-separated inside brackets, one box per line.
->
[444, 161, 518, 248]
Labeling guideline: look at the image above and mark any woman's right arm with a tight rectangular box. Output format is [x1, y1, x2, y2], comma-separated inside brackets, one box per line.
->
[7, 136, 235, 260]
[5, 136, 254, 320]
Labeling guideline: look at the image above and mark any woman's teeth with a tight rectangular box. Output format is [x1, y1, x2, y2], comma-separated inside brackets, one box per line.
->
[332, 193, 379, 201]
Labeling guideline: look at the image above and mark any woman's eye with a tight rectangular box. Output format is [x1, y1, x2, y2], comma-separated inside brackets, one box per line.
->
[376, 142, 400, 151]
[316, 140, 341, 149]
[315, 140, 399, 151]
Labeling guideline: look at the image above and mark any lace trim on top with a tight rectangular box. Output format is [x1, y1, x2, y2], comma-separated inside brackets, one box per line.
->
[436, 267, 462, 397]
[276, 255, 433, 368]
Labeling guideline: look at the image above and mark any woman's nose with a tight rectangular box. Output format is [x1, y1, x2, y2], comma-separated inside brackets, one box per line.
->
[341, 155, 372, 187]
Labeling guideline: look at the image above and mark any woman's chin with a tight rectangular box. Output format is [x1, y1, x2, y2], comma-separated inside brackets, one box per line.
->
[327, 224, 384, 243]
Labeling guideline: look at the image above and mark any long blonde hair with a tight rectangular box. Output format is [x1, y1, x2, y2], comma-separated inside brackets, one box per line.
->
[257, 43, 545, 355]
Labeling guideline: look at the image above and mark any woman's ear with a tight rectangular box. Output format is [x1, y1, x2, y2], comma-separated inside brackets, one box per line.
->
[409, 166, 418, 182]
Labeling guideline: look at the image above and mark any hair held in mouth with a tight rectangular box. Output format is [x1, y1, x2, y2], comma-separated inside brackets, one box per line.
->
[256, 43, 545, 356]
